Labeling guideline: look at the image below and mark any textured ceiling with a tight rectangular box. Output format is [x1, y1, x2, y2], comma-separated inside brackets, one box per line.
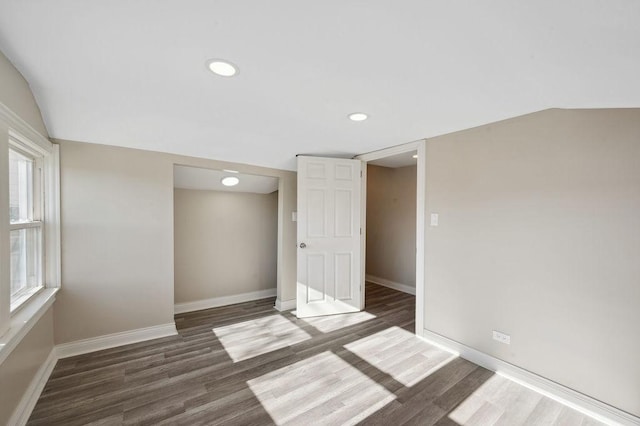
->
[0, 1, 639, 171]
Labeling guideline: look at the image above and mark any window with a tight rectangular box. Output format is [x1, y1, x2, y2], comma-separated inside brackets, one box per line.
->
[0, 106, 60, 349]
[9, 146, 44, 310]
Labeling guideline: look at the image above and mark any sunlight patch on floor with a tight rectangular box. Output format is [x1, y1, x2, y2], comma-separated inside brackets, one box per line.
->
[447, 375, 508, 425]
[300, 311, 376, 333]
[445, 372, 606, 426]
[247, 351, 395, 425]
[344, 326, 457, 387]
[213, 314, 310, 362]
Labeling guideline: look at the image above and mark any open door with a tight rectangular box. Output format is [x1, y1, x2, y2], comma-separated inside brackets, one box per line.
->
[296, 156, 363, 318]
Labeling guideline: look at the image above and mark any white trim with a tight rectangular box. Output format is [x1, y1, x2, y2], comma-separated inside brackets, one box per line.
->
[359, 162, 367, 310]
[415, 141, 426, 335]
[276, 177, 284, 311]
[8, 348, 57, 426]
[9, 129, 51, 156]
[365, 274, 416, 295]
[44, 144, 61, 288]
[55, 323, 178, 359]
[420, 329, 639, 426]
[9, 221, 43, 230]
[0, 102, 51, 154]
[355, 139, 427, 335]
[0, 288, 57, 365]
[356, 139, 424, 163]
[9, 286, 44, 314]
[174, 288, 277, 314]
[274, 298, 296, 311]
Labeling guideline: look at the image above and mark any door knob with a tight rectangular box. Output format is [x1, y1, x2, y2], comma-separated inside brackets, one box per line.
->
[299, 242, 307, 248]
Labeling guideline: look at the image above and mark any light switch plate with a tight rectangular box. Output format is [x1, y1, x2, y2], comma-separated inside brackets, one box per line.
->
[493, 330, 511, 345]
[430, 213, 439, 227]
[292, 211, 297, 222]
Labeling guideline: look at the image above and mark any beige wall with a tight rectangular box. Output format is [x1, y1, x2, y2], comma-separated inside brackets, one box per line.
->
[0, 308, 54, 425]
[424, 108, 640, 416]
[366, 165, 417, 287]
[0, 50, 47, 135]
[56, 142, 175, 343]
[174, 189, 278, 303]
[55, 139, 297, 344]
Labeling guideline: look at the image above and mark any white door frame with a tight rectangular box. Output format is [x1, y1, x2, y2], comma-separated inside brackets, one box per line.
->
[354, 139, 426, 336]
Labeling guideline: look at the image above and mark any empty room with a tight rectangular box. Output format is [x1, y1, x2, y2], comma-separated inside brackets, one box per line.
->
[0, 2, 639, 425]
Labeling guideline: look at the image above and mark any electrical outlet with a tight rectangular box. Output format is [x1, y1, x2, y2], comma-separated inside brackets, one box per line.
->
[492, 330, 511, 345]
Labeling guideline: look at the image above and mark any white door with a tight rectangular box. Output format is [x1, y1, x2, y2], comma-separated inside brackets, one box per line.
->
[296, 156, 363, 318]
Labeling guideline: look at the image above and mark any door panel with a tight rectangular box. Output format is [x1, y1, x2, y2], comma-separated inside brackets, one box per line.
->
[296, 156, 362, 318]
[334, 190, 353, 237]
[307, 189, 326, 237]
[306, 253, 326, 302]
[334, 252, 352, 300]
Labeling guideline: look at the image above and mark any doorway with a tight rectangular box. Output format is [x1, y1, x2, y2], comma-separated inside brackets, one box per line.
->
[356, 140, 426, 335]
[365, 151, 418, 295]
[172, 165, 280, 314]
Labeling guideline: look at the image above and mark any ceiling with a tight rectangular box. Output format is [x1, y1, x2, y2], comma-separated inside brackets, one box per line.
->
[369, 151, 418, 168]
[0, 2, 638, 171]
[174, 165, 278, 194]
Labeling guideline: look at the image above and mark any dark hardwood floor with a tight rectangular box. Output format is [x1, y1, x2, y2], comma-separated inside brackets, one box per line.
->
[28, 283, 603, 425]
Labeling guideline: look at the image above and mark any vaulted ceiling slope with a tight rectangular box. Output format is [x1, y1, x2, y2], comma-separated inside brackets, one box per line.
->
[0, 1, 638, 170]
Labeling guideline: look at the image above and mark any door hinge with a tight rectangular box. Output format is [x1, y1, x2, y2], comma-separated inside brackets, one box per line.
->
[360, 227, 362, 235]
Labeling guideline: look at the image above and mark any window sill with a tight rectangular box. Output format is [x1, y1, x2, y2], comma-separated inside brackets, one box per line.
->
[0, 287, 57, 365]
[10, 285, 45, 314]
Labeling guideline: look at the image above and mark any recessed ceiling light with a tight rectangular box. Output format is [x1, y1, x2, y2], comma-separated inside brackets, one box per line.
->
[348, 112, 368, 122]
[221, 176, 240, 186]
[412, 154, 418, 159]
[207, 59, 238, 77]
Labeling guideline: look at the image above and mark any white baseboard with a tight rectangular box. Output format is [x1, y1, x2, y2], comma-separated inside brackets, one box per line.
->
[274, 298, 296, 311]
[365, 274, 416, 295]
[174, 288, 277, 314]
[420, 329, 639, 426]
[56, 322, 178, 359]
[8, 348, 57, 426]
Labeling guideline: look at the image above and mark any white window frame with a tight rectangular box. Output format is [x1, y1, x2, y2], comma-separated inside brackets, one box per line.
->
[8, 142, 45, 311]
[0, 103, 60, 365]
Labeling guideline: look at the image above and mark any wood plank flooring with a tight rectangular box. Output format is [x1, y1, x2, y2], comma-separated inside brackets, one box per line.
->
[28, 283, 604, 425]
